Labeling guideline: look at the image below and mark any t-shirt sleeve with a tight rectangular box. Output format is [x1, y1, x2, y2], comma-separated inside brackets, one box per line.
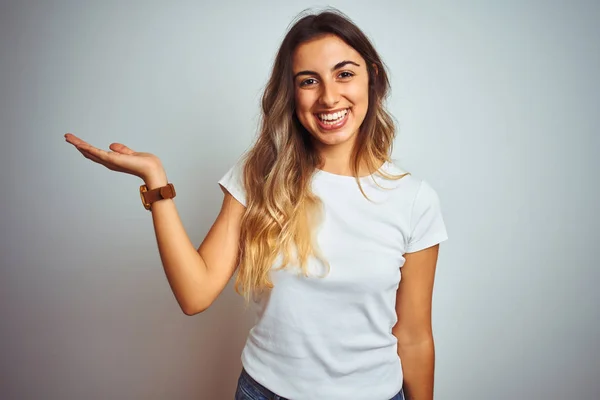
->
[405, 180, 448, 253]
[218, 158, 247, 207]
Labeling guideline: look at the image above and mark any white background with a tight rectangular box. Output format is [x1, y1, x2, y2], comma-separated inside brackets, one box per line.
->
[1, 0, 598, 399]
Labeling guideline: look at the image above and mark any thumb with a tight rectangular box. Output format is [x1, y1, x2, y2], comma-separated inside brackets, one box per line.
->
[109, 143, 135, 155]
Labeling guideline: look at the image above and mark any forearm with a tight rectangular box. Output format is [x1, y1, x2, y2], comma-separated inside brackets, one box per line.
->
[145, 173, 209, 315]
[397, 337, 435, 400]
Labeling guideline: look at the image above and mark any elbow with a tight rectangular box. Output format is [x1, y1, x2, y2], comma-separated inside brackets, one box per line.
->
[181, 306, 201, 316]
[181, 304, 207, 316]
[392, 326, 434, 347]
[180, 297, 213, 316]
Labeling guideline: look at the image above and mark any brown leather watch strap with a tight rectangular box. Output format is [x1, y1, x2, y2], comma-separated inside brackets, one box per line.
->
[140, 183, 176, 211]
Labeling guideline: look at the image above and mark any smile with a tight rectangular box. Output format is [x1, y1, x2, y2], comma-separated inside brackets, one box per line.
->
[314, 108, 350, 130]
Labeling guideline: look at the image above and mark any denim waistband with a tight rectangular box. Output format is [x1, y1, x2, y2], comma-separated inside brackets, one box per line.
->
[240, 368, 289, 399]
[238, 368, 404, 400]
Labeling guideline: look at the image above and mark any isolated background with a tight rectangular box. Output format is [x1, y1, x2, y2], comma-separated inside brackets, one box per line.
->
[1, 0, 598, 399]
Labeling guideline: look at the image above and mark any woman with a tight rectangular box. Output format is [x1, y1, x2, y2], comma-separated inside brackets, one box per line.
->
[65, 9, 447, 400]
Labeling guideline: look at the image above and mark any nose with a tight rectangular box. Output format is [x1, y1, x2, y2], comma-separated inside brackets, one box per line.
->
[318, 81, 340, 108]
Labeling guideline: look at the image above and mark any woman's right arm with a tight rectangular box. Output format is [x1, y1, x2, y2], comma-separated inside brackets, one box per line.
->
[65, 134, 244, 316]
[145, 172, 245, 316]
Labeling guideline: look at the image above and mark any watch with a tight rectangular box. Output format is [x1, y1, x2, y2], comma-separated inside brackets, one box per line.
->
[140, 183, 176, 211]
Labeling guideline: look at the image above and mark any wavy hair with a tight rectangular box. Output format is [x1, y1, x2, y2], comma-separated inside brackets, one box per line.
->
[234, 9, 408, 303]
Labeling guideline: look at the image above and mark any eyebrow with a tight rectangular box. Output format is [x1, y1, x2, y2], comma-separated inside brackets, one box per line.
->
[293, 60, 361, 80]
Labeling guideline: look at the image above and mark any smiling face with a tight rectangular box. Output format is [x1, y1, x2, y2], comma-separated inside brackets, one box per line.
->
[292, 34, 370, 154]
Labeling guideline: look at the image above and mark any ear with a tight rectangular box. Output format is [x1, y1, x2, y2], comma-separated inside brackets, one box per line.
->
[369, 63, 379, 88]
[372, 63, 379, 76]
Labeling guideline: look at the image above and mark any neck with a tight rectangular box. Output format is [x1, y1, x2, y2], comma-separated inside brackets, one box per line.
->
[314, 141, 379, 177]
[312, 136, 354, 176]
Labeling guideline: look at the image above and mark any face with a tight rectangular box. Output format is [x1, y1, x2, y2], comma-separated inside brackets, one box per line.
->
[292, 34, 370, 152]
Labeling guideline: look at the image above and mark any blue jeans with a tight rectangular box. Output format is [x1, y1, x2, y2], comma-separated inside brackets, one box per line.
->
[235, 368, 405, 400]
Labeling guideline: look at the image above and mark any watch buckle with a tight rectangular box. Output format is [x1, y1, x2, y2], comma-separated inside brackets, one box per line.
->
[140, 184, 151, 210]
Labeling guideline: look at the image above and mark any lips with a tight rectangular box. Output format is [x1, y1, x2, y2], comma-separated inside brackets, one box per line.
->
[313, 108, 350, 131]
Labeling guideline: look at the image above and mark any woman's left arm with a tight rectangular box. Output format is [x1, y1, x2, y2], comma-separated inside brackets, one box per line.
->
[392, 244, 440, 400]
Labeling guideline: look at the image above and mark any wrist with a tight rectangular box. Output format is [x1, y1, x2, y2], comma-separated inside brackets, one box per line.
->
[143, 169, 168, 190]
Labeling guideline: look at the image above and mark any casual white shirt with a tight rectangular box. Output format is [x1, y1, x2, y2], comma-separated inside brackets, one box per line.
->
[219, 159, 448, 400]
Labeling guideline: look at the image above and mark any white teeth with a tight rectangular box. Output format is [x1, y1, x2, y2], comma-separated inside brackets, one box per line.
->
[318, 108, 348, 122]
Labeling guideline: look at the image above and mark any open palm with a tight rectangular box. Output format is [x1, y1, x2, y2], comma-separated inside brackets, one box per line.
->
[65, 133, 163, 181]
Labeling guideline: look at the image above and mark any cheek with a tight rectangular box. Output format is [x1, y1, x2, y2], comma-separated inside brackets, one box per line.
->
[294, 93, 315, 118]
[349, 82, 370, 106]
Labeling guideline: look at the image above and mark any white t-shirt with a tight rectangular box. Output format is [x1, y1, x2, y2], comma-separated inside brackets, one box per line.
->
[218, 159, 448, 400]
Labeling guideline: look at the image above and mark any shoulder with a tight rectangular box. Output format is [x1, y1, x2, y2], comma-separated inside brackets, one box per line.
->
[389, 165, 447, 252]
[218, 155, 248, 207]
[380, 161, 444, 213]
[378, 160, 425, 194]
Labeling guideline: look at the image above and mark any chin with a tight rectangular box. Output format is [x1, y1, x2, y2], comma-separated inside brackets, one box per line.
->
[314, 129, 356, 146]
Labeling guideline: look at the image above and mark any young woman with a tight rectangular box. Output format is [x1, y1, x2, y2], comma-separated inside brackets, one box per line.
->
[65, 9, 448, 400]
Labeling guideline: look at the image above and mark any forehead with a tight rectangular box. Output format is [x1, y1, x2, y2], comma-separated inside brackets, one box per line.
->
[292, 34, 364, 71]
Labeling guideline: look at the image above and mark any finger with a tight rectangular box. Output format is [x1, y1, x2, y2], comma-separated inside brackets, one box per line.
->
[65, 133, 89, 147]
[76, 144, 116, 164]
[76, 146, 106, 165]
[76, 146, 127, 174]
[64, 133, 79, 145]
[77, 144, 119, 163]
[109, 142, 136, 155]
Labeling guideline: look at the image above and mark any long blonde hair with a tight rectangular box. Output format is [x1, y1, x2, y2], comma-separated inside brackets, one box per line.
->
[235, 9, 407, 303]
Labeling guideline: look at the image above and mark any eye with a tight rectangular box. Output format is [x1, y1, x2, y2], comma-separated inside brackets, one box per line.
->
[299, 78, 317, 87]
[338, 71, 355, 79]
